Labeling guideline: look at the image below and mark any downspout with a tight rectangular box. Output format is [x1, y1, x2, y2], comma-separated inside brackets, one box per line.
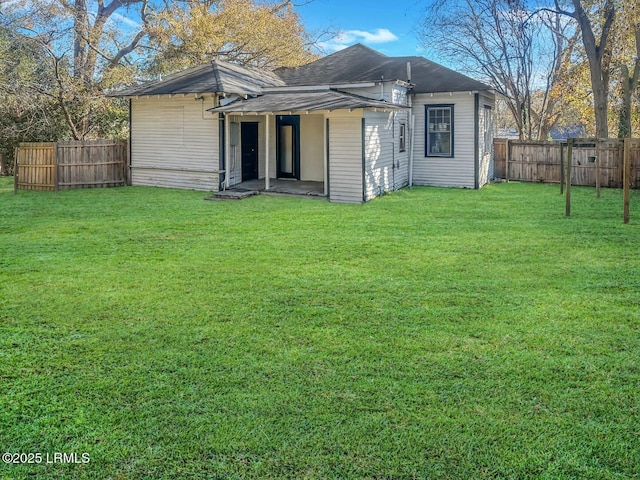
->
[128, 98, 132, 186]
[326, 118, 330, 199]
[408, 113, 416, 188]
[392, 111, 396, 191]
[362, 117, 366, 202]
[218, 107, 226, 190]
[323, 115, 328, 196]
[265, 115, 270, 191]
[474, 93, 480, 189]
[225, 113, 231, 189]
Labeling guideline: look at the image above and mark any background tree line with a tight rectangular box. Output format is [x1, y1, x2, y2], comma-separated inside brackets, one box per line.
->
[1, 0, 639, 174]
[420, 0, 640, 141]
[0, 0, 324, 174]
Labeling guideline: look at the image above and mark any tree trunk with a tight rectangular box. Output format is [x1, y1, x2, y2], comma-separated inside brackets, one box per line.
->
[590, 67, 609, 139]
[617, 28, 640, 138]
[618, 65, 632, 138]
[568, 0, 614, 139]
[0, 151, 8, 176]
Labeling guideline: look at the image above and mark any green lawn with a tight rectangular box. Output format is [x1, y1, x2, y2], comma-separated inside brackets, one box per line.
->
[1, 177, 638, 479]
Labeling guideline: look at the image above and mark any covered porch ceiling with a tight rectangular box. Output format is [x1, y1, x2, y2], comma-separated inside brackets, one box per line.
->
[209, 90, 407, 114]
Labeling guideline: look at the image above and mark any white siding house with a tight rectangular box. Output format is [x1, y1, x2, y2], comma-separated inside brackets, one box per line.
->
[131, 95, 220, 191]
[412, 91, 495, 189]
[328, 114, 364, 203]
[363, 110, 410, 200]
[116, 44, 495, 203]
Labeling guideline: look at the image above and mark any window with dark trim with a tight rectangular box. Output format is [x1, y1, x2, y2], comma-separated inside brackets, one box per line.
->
[426, 105, 454, 157]
[399, 123, 407, 152]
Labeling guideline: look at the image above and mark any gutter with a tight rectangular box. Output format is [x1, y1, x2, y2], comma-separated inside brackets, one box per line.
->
[408, 113, 416, 187]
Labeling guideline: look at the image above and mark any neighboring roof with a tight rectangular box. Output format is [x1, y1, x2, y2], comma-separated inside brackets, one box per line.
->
[113, 60, 284, 97]
[274, 44, 491, 94]
[550, 125, 586, 140]
[211, 90, 407, 113]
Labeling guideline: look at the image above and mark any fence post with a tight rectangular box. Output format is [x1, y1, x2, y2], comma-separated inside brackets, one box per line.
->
[13, 146, 18, 194]
[595, 144, 600, 198]
[624, 138, 631, 224]
[505, 139, 510, 182]
[54, 142, 59, 192]
[560, 142, 564, 194]
[566, 138, 573, 217]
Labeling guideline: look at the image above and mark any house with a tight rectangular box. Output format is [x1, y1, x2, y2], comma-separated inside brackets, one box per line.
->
[115, 44, 495, 203]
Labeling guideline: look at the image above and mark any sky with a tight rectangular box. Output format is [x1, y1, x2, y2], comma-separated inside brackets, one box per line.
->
[296, 0, 430, 58]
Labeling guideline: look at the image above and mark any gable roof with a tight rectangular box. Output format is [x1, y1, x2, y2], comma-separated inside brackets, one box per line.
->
[113, 60, 284, 97]
[274, 44, 490, 94]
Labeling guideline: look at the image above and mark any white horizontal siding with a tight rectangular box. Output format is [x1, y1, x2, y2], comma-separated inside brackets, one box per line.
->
[342, 82, 409, 106]
[478, 91, 496, 187]
[394, 110, 410, 190]
[329, 115, 363, 203]
[132, 168, 219, 191]
[364, 111, 395, 200]
[411, 92, 476, 188]
[226, 115, 264, 187]
[131, 96, 219, 191]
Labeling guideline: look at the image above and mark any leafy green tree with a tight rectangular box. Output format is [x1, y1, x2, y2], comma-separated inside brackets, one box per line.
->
[553, 0, 615, 138]
[0, 27, 67, 174]
[147, 0, 319, 74]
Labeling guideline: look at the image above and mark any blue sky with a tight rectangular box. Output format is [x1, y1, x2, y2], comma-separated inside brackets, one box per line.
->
[296, 0, 429, 58]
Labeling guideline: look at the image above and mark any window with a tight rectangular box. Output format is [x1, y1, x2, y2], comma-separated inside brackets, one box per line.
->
[426, 105, 454, 157]
[399, 123, 407, 152]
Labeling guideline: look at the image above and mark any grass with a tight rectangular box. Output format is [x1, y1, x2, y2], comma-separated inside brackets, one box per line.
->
[0, 177, 638, 479]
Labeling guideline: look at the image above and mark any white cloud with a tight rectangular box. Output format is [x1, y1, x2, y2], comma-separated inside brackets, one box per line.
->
[344, 28, 399, 44]
[318, 28, 399, 53]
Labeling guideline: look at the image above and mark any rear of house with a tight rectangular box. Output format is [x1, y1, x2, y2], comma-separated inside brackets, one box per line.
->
[116, 44, 495, 203]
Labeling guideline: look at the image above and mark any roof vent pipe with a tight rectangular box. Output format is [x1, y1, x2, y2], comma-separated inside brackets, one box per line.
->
[407, 62, 411, 83]
[380, 76, 384, 101]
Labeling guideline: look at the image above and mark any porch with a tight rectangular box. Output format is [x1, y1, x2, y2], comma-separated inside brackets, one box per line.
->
[225, 178, 325, 197]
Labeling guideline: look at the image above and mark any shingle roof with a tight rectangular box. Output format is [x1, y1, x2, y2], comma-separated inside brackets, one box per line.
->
[274, 44, 490, 93]
[112, 60, 284, 97]
[211, 90, 406, 113]
[112, 44, 490, 98]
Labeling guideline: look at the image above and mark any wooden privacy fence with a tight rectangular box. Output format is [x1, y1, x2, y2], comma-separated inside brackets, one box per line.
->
[493, 138, 640, 188]
[14, 140, 130, 192]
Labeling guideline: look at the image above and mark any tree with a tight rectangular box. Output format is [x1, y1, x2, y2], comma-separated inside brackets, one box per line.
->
[0, 26, 67, 174]
[3, 0, 150, 140]
[1, 0, 324, 146]
[611, 0, 640, 137]
[147, 0, 319, 74]
[419, 0, 573, 140]
[553, 0, 615, 138]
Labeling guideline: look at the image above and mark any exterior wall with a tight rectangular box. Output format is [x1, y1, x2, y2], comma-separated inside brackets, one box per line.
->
[477, 91, 495, 187]
[264, 114, 324, 182]
[363, 110, 410, 200]
[131, 95, 220, 191]
[300, 115, 324, 181]
[227, 115, 266, 187]
[328, 111, 364, 203]
[342, 82, 408, 106]
[411, 92, 476, 188]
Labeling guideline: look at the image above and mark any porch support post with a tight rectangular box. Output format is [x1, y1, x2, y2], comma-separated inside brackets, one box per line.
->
[323, 113, 328, 196]
[265, 114, 270, 191]
[225, 113, 231, 189]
